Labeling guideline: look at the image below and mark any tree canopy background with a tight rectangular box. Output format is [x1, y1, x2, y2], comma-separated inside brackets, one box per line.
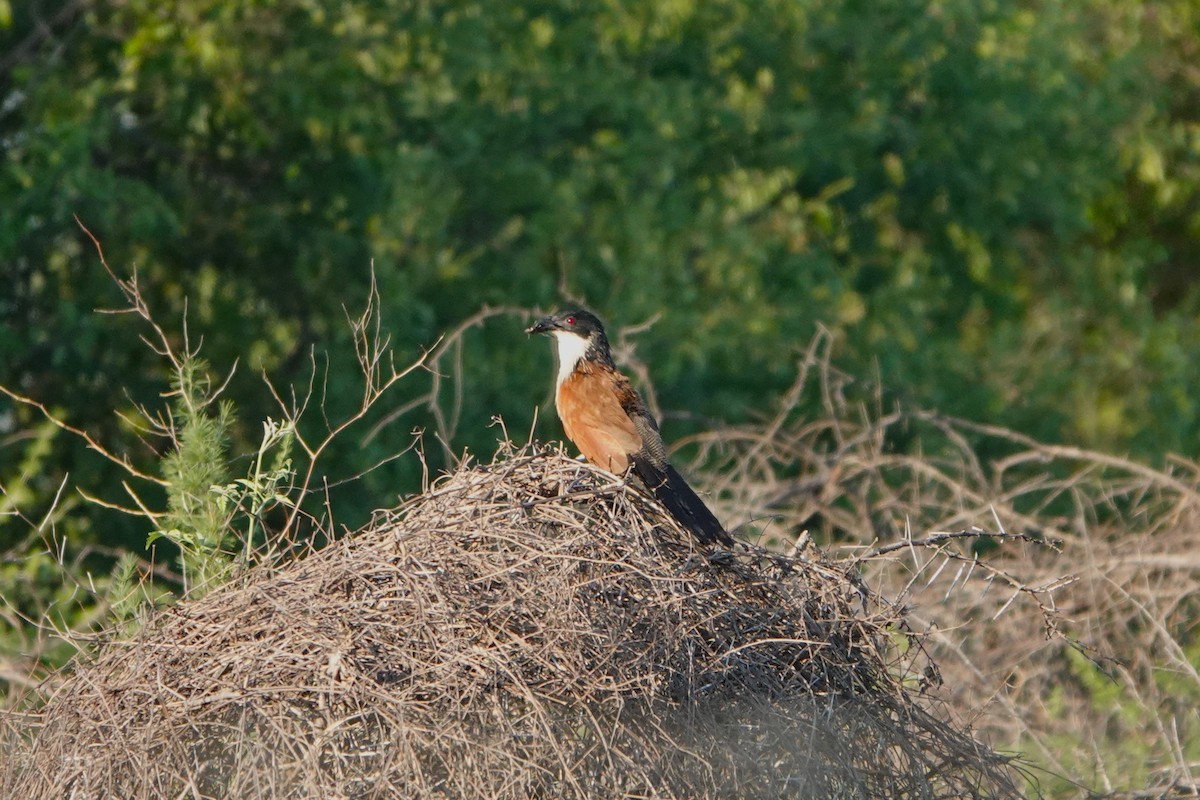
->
[6, 0, 1199, 538]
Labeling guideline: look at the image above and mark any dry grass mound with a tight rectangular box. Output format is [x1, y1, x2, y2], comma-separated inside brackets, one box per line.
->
[1, 445, 1021, 799]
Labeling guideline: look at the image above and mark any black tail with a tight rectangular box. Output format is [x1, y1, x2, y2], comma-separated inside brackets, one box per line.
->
[632, 459, 733, 547]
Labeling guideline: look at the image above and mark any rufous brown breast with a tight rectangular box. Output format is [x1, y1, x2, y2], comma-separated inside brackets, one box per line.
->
[555, 362, 642, 474]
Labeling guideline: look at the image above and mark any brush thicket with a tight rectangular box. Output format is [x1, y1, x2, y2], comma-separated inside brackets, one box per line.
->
[0, 444, 1020, 799]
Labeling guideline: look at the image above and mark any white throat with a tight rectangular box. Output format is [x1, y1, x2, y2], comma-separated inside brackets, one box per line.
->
[551, 330, 590, 387]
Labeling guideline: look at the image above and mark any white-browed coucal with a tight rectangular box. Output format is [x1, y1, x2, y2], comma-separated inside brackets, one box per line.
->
[526, 309, 733, 548]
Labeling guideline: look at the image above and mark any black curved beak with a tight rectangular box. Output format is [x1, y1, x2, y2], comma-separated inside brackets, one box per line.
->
[525, 316, 555, 335]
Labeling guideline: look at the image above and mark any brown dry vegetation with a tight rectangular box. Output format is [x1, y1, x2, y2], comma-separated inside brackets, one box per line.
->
[686, 331, 1200, 798]
[0, 443, 1024, 799]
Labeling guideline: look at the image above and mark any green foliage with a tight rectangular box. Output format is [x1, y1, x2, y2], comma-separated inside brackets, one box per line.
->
[150, 358, 237, 595]
[0, 549, 90, 692]
[149, 357, 296, 597]
[5, 1, 1197, 508]
[0, 423, 86, 691]
[1034, 643, 1200, 795]
[209, 416, 296, 570]
[104, 552, 144, 634]
[0, 421, 59, 520]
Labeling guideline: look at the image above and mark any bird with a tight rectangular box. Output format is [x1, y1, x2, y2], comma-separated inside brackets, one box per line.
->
[526, 308, 734, 547]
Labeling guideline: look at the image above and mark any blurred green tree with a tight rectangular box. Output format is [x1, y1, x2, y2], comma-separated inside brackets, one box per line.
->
[2, 0, 1198, 564]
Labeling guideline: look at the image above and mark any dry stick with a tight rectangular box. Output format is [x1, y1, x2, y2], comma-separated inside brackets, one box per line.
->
[869, 531, 1072, 634]
[901, 605, 1074, 777]
[362, 304, 527, 447]
[0, 385, 166, 487]
[860, 528, 1042, 559]
[608, 312, 664, 420]
[923, 411, 1200, 506]
[704, 328, 834, 498]
[270, 343, 441, 538]
[78, 218, 188, 376]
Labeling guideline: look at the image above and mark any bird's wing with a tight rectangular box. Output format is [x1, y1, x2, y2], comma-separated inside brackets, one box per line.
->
[615, 377, 733, 547]
[611, 375, 670, 468]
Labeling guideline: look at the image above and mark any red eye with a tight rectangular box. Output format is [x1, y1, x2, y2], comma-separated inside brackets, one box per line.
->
[565, 316, 576, 325]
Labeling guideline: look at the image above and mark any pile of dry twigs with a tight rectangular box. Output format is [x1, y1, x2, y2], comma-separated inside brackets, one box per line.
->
[0, 444, 1021, 799]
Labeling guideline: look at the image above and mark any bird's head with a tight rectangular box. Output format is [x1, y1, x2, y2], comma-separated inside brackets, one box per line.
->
[525, 308, 606, 340]
[526, 308, 613, 380]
